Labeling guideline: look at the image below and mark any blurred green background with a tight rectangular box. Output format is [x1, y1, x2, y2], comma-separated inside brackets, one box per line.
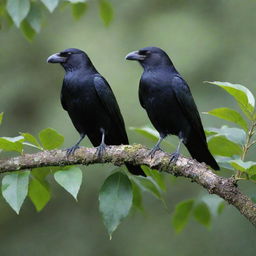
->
[1, 0, 256, 255]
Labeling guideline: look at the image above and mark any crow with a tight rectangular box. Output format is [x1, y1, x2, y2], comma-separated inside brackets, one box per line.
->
[47, 48, 144, 175]
[126, 46, 219, 170]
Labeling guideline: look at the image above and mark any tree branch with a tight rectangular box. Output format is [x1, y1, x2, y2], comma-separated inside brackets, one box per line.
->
[0, 144, 255, 226]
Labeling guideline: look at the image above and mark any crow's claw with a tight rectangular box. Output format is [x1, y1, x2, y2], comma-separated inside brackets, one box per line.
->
[148, 146, 162, 158]
[66, 145, 80, 157]
[170, 152, 180, 163]
[96, 143, 107, 158]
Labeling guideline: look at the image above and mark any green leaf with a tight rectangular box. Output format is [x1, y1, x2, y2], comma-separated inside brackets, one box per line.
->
[130, 126, 159, 142]
[217, 201, 225, 215]
[20, 132, 42, 149]
[68, 0, 87, 3]
[251, 196, 256, 204]
[72, 2, 87, 20]
[99, 172, 133, 238]
[142, 165, 166, 192]
[7, 0, 30, 27]
[230, 159, 256, 172]
[26, 3, 42, 33]
[99, 0, 113, 26]
[54, 167, 82, 200]
[214, 156, 235, 170]
[200, 195, 225, 216]
[205, 108, 248, 131]
[208, 135, 242, 157]
[31, 167, 51, 180]
[39, 128, 64, 150]
[193, 202, 211, 228]
[206, 126, 246, 145]
[2, 136, 24, 143]
[133, 176, 162, 200]
[0, 136, 24, 153]
[172, 199, 194, 233]
[29, 176, 51, 212]
[2, 171, 30, 214]
[207, 81, 255, 118]
[41, 0, 59, 12]
[21, 19, 36, 41]
[131, 181, 143, 211]
[0, 112, 3, 125]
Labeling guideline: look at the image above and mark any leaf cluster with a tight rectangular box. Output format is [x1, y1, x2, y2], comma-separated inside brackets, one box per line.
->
[0, 0, 113, 40]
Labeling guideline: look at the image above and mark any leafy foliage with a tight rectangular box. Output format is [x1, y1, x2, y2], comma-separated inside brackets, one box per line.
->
[99, 172, 133, 238]
[0, 81, 255, 235]
[1, 0, 114, 40]
[98, 0, 113, 26]
[172, 199, 194, 233]
[2, 171, 30, 214]
[39, 128, 64, 150]
[205, 81, 256, 179]
[54, 167, 82, 200]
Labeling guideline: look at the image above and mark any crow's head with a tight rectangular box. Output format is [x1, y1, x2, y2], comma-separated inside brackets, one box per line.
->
[125, 47, 173, 69]
[47, 48, 93, 71]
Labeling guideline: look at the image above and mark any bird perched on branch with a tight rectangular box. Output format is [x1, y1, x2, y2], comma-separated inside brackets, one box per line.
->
[126, 46, 219, 170]
[47, 48, 144, 175]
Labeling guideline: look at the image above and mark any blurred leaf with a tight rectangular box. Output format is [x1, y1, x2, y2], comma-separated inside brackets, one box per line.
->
[20, 132, 42, 149]
[72, 2, 87, 20]
[99, 172, 133, 238]
[0, 112, 3, 125]
[214, 156, 235, 170]
[208, 135, 242, 157]
[172, 199, 194, 233]
[207, 81, 255, 118]
[230, 159, 256, 172]
[206, 126, 246, 145]
[2, 171, 30, 214]
[205, 108, 248, 131]
[217, 201, 225, 215]
[142, 165, 166, 192]
[2, 136, 24, 142]
[99, 0, 113, 26]
[0, 136, 24, 153]
[134, 176, 162, 200]
[193, 202, 211, 228]
[201, 194, 225, 216]
[29, 176, 51, 212]
[54, 167, 82, 200]
[131, 180, 143, 211]
[251, 196, 256, 203]
[7, 0, 30, 27]
[21, 19, 36, 40]
[130, 126, 159, 142]
[41, 0, 59, 12]
[26, 3, 42, 33]
[39, 128, 64, 150]
[32, 167, 51, 180]
[68, 0, 87, 3]
[250, 175, 256, 181]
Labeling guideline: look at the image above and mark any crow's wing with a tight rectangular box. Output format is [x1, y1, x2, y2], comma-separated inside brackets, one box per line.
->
[93, 75, 129, 143]
[171, 75, 206, 142]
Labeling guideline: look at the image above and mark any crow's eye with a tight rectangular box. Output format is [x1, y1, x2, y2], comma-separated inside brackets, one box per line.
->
[139, 50, 149, 55]
[60, 52, 72, 57]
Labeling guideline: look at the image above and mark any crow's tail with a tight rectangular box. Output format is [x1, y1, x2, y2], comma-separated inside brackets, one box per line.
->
[125, 163, 145, 176]
[184, 136, 219, 170]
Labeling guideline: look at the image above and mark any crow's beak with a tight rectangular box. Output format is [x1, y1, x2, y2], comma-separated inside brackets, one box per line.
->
[47, 53, 67, 63]
[125, 51, 146, 61]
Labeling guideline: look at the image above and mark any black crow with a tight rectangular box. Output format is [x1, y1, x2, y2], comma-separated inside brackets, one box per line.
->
[47, 48, 144, 175]
[126, 46, 219, 170]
